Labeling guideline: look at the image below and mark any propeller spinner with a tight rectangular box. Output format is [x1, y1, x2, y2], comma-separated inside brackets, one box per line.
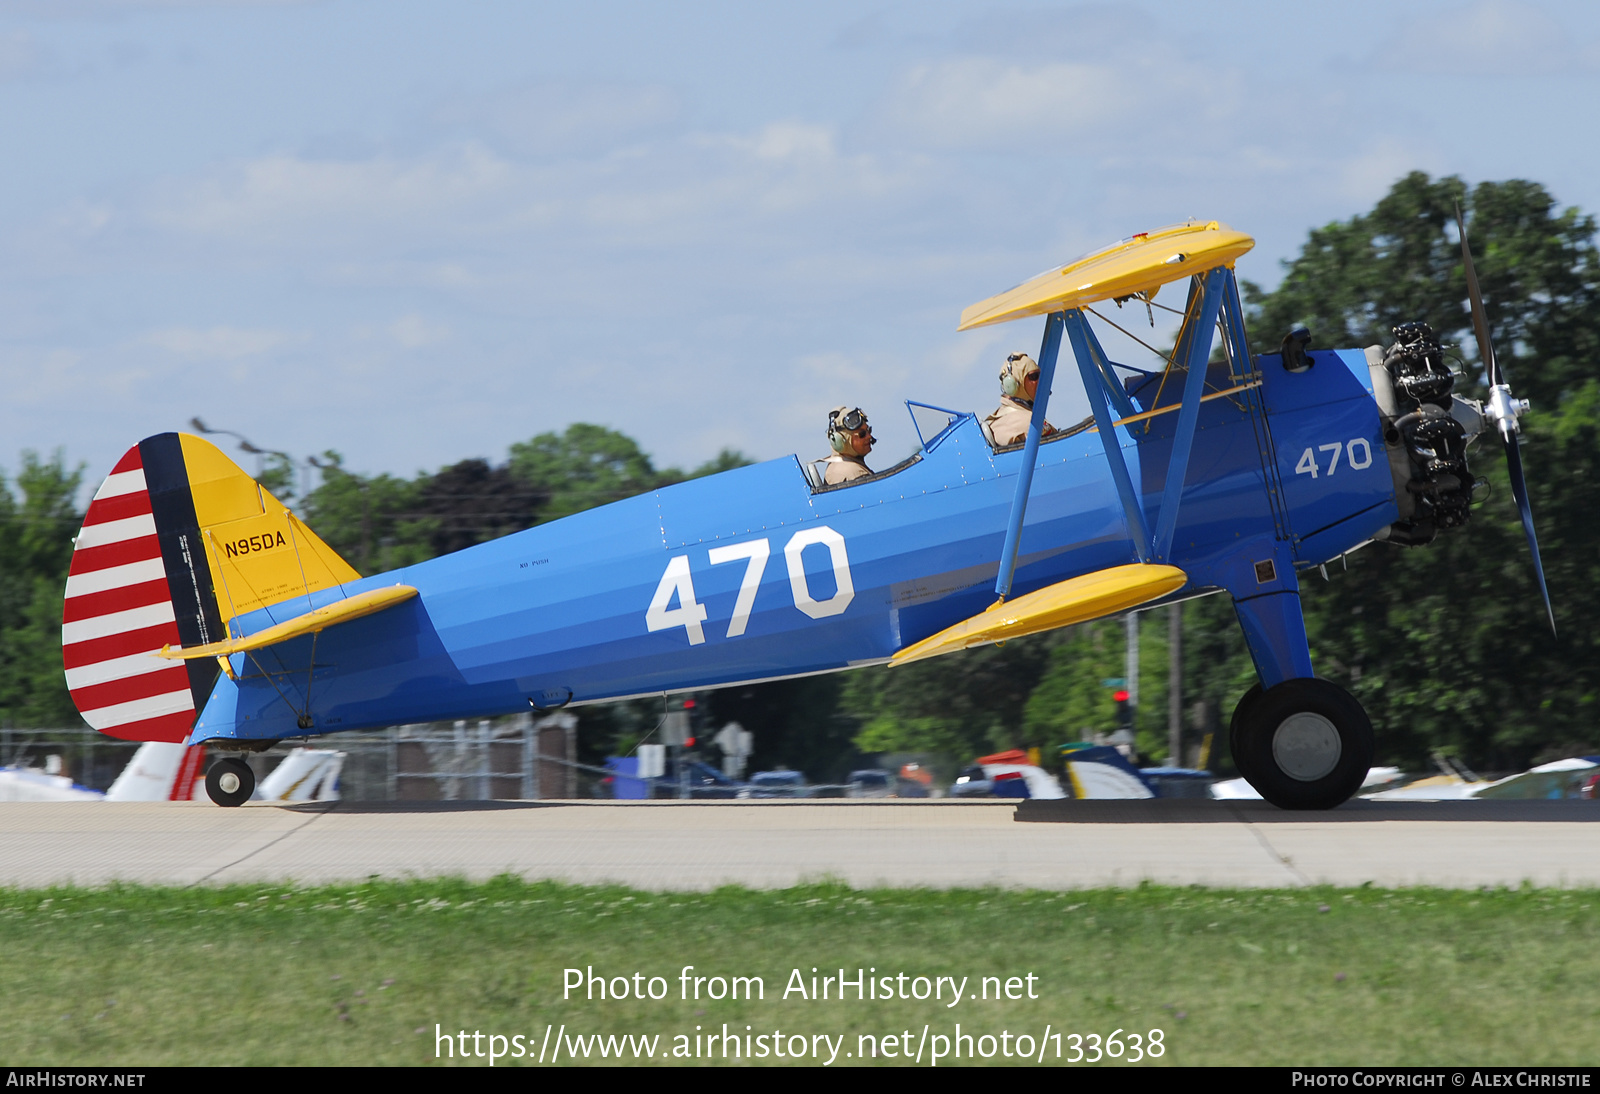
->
[1455, 202, 1555, 634]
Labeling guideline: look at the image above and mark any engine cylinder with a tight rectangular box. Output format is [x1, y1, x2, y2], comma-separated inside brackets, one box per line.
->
[1375, 322, 1475, 543]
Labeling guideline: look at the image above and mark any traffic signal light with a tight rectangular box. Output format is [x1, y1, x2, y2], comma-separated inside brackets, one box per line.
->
[1113, 689, 1133, 731]
[682, 696, 699, 747]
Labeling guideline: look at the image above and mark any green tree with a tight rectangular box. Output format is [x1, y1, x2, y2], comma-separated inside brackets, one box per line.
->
[704, 674, 862, 782]
[1250, 173, 1600, 769]
[1178, 591, 1260, 772]
[1020, 621, 1124, 746]
[302, 427, 755, 576]
[1018, 598, 1255, 770]
[0, 452, 86, 727]
[508, 424, 679, 524]
[689, 448, 756, 478]
[256, 453, 297, 504]
[300, 453, 430, 576]
[843, 633, 1058, 760]
[1246, 173, 1600, 411]
[403, 459, 548, 559]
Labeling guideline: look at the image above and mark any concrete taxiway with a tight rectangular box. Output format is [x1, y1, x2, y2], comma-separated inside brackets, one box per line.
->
[0, 798, 1595, 890]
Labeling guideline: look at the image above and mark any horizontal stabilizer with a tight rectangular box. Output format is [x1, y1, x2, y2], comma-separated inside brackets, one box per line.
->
[157, 585, 417, 660]
[958, 221, 1253, 331]
[890, 564, 1186, 667]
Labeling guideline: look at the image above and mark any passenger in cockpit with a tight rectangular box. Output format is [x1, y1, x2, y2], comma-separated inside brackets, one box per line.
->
[821, 406, 875, 484]
[983, 352, 1055, 448]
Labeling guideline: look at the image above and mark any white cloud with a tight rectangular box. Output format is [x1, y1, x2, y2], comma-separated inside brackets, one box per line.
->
[430, 81, 682, 160]
[147, 144, 517, 242]
[744, 121, 837, 163]
[1338, 137, 1449, 204]
[0, 30, 42, 81]
[1372, 1, 1598, 75]
[797, 348, 908, 390]
[6, 0, 317, 15]
[143, 325, 293, 361]
[130, 118, 916, 268]
[14, 4, 1595, 484]
[881, 57, 1129, 148]
[874, 43, 1242, 152]
[323, 259, 479, 290]
[388, 314, 448, 349]
[0, 346, 88, 407]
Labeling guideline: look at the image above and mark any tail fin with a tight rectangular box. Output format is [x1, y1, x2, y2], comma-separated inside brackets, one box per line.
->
[103, 741, 207, 800]
[63, 433, 360, 742]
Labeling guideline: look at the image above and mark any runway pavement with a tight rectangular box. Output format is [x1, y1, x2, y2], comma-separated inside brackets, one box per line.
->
[2, 797, 1596, 891]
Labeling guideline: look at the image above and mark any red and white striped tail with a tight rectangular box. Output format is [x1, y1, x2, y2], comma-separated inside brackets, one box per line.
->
[62, 447, 196, 743]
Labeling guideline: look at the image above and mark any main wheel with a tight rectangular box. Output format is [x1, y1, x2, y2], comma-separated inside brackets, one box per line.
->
[1228, 684, 1265, 784]
[205, 757, 256, 807]
[1232, 678, 1373, 810]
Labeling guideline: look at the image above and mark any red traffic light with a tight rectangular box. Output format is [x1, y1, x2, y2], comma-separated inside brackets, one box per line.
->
[683, 698, 696, 709]
[683, 737, 696, 748]
[1113, 689, 1129, 703]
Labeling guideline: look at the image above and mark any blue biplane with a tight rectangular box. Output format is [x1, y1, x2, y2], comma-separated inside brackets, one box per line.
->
[61, 216, 1546, 809]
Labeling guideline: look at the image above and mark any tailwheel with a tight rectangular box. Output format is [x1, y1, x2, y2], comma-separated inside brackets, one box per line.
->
[1231, 678, 1373, 810]
[205, 757, 256, 807]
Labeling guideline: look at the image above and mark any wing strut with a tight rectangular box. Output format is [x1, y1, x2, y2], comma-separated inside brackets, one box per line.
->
[991, 265, 1233, 597]
[1148, 266, 1226, 562]
[994, 311, 1065, 599]
[1065, 310, 1151, 563]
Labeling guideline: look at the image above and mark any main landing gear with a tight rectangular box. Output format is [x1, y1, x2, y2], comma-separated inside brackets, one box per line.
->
[1229, 679, 1374, 810]
[205, 757, 256, 807]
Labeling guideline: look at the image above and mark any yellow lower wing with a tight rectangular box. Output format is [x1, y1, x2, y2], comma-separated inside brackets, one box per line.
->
[889, 564, 1187, 667]
[157, 585, 418, 660]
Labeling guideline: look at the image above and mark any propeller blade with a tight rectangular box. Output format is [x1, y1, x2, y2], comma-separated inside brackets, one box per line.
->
[1503, 431, 1556, 635]
[1455, 201, 1502, 389]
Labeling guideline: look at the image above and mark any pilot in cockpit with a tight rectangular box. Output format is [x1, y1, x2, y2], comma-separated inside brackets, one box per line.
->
[983, 352, 1056, 448]
[821, 406, 875, 485]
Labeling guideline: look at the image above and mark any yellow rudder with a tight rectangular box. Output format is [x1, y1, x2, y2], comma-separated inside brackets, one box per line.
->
[177, 434, 361, 622]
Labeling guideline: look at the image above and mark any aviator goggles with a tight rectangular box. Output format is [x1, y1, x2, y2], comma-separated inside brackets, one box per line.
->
[831, 407, 869, 434]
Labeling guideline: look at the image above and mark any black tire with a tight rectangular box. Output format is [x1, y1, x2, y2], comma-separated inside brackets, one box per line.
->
[1228, 684, 1264, 784]
[205, 757, 256, 808]
[1232, 678, 1373, 810]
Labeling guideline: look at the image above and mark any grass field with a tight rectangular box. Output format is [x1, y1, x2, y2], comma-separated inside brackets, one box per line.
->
[1, 878, 1595, 1067]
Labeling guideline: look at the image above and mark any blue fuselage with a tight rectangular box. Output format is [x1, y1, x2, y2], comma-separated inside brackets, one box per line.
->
[192, 349, 1397, 744]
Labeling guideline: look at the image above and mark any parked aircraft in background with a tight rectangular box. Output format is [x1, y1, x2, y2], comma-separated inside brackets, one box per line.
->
[0, 742, 341, 802]
[0, 742, 204, 802]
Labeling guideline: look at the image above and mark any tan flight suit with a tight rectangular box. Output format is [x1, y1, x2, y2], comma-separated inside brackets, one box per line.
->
[984, 396, 1052, 448]
[822, 453, 872, 484]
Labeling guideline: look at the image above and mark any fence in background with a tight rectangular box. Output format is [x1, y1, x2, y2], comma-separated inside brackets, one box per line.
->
[0, 712, 588, 801]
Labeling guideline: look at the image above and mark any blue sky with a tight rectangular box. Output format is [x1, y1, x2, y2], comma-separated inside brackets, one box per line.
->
[4, 0, 1600, 489]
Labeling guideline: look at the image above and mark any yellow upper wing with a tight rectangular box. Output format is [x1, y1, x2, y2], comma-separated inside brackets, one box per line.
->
[958, 220, 1254, 331]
